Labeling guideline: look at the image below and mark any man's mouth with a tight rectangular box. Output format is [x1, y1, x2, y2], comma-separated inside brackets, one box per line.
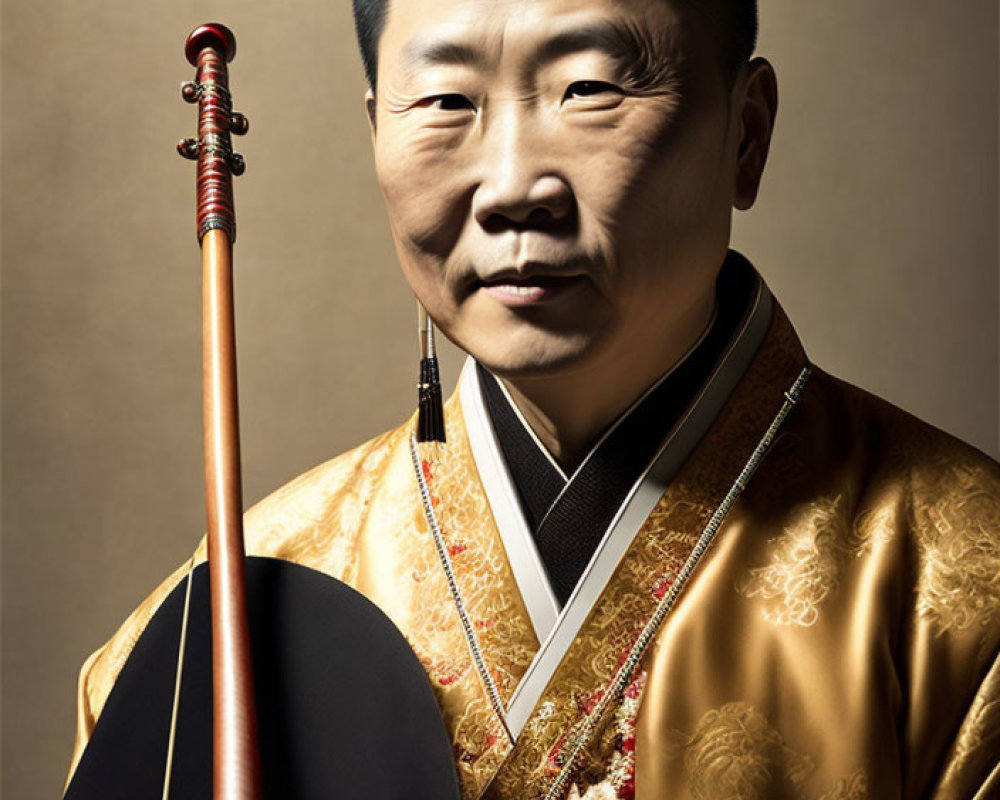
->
[478, 273, 586, 306]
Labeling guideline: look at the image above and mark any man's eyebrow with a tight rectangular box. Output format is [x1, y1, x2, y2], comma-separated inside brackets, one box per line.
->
[400, 36, 485, 71]
[532, 20, 647, 67]
[399, 20, 651, 73]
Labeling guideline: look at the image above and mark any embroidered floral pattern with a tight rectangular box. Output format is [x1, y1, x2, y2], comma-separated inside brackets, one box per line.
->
[675, 702, 867, 800]
[566, 671, 645, 800]
[737, 487, 910, 629]
[737, 495, 848, 627]
[414, 424, 540, 798]
[682, 702, 814, 798]
[912, 462, 1000, 635]
[565, 784, 619, 800]
[818, 770, 868, 800]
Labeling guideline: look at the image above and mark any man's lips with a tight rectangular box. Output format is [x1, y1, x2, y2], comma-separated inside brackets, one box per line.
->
[477, 273, 586, 307]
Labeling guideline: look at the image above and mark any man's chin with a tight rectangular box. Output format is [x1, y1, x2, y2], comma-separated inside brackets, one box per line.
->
[455, 327, 603, 381]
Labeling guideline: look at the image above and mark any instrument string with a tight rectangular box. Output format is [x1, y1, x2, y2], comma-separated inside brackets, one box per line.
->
[161, 554, 197, 800]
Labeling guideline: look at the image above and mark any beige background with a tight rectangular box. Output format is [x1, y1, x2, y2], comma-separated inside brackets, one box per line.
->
[2, 0, 997, 797]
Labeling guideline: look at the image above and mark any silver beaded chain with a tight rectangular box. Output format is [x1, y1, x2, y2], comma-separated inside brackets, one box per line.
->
[410, 436, 514, 743]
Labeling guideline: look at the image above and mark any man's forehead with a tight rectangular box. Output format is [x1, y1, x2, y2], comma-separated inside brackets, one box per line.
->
[380, 0, 686, 67]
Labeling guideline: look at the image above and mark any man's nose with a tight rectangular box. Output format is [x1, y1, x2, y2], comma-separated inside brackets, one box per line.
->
[472, 117, 573, 230]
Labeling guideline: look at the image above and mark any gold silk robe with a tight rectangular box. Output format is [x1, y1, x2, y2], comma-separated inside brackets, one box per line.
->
[68, 300, 1000, 800]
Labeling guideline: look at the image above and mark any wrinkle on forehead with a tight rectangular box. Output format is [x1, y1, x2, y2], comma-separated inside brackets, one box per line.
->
[383, 0, 689, 80]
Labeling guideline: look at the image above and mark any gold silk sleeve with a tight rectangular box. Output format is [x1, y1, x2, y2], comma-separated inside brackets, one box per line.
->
[932, 653, 1000, 799]
[66, 647, 102, 790]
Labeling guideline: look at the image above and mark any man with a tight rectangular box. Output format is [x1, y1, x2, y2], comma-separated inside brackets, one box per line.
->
[68, 0, 999, 797]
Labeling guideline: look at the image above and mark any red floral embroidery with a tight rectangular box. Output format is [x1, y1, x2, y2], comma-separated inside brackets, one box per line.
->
[580, 687, 605, 716]
[448, 542, 467, 557]
[567, 671, 646, 799]
[432, 659, 460, 686]
[610, 672, 646, 796]
[652, 574, 673, 599]
[421, 459, 433, 484]
[623, 677, 643, 700]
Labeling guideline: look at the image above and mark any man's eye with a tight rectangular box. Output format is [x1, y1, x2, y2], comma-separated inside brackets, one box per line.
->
[563, 81, 623, 101]
[416, 94, 475, 112]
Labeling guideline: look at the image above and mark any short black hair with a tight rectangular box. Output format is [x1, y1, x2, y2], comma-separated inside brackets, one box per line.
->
[351, 0, 758, 91]
[693, 0, 759, 85]
[351, 0, 386, 92]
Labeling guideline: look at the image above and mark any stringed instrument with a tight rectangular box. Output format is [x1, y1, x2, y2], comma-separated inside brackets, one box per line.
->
[64, 23, 460, 800]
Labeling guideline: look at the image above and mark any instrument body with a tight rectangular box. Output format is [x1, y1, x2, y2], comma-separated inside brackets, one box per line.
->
[63, 558, 462, 800]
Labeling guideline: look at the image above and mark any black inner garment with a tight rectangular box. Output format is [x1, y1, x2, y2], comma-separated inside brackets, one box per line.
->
[478, 253, 756, 606]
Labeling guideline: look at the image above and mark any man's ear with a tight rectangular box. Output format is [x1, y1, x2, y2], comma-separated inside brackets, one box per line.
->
[733, 57, 778, 211]
[365, 88, 377, 138]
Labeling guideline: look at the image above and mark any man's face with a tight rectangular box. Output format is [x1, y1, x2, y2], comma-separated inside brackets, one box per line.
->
[372, 0, 744, 379]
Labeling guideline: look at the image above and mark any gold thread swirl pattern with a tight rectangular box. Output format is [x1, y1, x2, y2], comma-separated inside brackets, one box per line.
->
[912, 463, 1000, 635]
[737, 495, 849, 627]
[673, 702, 867, 800]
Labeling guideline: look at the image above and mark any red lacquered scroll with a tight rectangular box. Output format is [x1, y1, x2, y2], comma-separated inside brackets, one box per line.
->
[178, 23, 261, 800]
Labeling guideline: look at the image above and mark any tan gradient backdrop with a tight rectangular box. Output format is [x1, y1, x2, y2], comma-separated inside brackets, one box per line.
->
[2, 0, 997, 796]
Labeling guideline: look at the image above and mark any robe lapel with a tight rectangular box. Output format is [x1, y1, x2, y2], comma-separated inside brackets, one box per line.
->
[478, 304, 810, 800]
[469, 274, 774, 743]
[459, 361, 561, 643]
[410, 404, 541, 799]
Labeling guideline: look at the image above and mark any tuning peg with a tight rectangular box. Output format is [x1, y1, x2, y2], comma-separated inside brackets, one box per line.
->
[180, 81, 202, 103]
[229, 153, 246, 176]
[229, 112, 249, 136]
[177, 138, 200, 159]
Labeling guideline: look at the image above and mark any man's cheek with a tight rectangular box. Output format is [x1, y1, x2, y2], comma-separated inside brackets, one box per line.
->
[381, 168, 469, 257]
[572, 153, 651, 231]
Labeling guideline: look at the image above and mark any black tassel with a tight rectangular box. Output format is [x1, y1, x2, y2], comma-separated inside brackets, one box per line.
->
[417, 355, 446, 442]
[416, 303, 446, 443]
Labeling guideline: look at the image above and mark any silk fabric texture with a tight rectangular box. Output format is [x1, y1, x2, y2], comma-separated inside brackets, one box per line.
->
[69, 295, 1000, 800]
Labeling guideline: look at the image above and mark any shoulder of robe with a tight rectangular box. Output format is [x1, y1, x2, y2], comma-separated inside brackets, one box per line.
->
[791, 367, 1000, 646]
[790, 366, 1000, 493]
[240, 417, 415, 569]
[73, 414, 416, 755]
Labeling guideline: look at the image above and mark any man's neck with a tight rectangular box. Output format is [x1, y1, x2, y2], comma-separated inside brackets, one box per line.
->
[499, 290, 717, 473]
